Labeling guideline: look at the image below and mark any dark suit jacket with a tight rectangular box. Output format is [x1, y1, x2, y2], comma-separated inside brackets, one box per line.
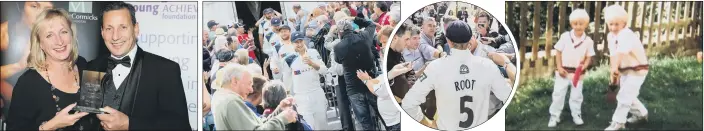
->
[333, 17, 377, 72]
[87, 47, 191, 130]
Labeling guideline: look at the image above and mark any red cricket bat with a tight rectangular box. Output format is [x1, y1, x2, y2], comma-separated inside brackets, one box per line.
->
[573, 64, 583, 87]
[572, 47, 590, 87]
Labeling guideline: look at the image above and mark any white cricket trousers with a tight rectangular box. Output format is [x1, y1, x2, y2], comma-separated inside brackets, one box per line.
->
[293, 89, 329, 130]
[549, 72, 583, 118]
[611, 73, 648, 123]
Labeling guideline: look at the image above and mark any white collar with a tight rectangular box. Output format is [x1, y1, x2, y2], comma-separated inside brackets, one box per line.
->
[451, 48, 473, 58]
[402, 48, 411, 55]
[570, 30, 587, 43]
[110, 45, 138, 64]
[609, 28, 632, 39]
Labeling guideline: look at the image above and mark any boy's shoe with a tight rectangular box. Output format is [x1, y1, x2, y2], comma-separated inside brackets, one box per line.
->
[547, 116, 560, 127]
[573, 115, 584, 125]
[604, 122, 625, 131]
[627, 114, 648, 123]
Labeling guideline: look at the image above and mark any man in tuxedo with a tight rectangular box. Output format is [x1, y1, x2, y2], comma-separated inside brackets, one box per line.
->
[88, 2, 190, 130]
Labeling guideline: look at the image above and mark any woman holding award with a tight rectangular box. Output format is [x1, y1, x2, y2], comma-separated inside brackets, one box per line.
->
[6, 8, 94, 130]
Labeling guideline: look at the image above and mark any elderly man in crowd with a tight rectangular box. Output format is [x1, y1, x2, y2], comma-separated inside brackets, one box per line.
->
[211, 64, 298, 130]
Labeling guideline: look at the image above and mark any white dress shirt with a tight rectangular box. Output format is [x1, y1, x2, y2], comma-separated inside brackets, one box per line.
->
[110, 45, 138, 89]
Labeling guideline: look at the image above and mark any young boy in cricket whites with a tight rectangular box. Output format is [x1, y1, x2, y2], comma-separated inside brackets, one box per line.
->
[548, 9, 595, 127]
[603, 5, 649, 130]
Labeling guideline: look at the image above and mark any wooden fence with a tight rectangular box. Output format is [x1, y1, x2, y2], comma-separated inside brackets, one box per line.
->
[506, 1, 703, 80]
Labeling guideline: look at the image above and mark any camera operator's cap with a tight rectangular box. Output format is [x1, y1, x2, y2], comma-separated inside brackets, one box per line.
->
[271, 17, 282, 26]
[207, 20, 219, 29]
[445, 20, 473, 43]
[291, 31, 305, 42]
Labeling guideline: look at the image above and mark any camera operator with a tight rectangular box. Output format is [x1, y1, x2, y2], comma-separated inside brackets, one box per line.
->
[333, 15, 379, 130]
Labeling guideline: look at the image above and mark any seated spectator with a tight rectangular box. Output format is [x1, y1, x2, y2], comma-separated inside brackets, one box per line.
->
[211, 64, 298, 130]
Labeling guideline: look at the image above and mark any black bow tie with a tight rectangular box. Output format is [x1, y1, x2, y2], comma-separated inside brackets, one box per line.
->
[107, 56, 131, 70]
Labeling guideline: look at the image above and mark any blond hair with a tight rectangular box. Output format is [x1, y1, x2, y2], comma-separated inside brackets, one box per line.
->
[235, 49, 249, 65]
[27, 8, 79, 71]
[378, 25, 394, 40]
[333, 11, 349, 22]
[603, 5, 628, 24]
[569, 9, 590, 23]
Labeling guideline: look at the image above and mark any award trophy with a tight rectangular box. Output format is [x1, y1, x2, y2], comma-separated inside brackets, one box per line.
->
[74, 70, 107, 114]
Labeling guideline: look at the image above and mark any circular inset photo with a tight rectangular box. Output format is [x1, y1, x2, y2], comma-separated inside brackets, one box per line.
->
[384, 1, 518, 130]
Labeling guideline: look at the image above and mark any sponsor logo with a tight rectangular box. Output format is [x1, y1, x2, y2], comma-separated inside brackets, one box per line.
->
[70, 13, 98, 23]
[132, 3, 197, 19]
[460, 64, 469, 74]
[69, 2, 92, 13]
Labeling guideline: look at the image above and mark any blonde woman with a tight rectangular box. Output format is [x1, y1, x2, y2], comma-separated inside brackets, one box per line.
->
[7, 8, 95, 130]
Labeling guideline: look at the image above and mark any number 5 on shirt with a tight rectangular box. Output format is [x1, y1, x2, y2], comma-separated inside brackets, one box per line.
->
[459, 95, 474, 128]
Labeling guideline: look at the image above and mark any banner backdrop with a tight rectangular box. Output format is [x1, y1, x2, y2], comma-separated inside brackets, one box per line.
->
[126, 2, 199, 129]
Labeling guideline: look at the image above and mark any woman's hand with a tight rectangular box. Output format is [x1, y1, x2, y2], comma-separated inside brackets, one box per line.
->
[41, 103, 89, 130]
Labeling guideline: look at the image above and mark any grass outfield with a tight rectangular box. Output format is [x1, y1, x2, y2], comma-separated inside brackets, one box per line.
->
[506, 56, 703, 130]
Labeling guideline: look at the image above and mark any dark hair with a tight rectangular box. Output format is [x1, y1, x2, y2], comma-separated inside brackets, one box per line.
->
[293, 4, 301, 10]
[248, 76, 267, 99]
[262, 81, 287, 109]
[422, 16, 435, 25]
[215, 49, 234, 62]
[226, 37, 234, 45]
[101, 2, 137, 26]
[394, 23, 408, 37]
[376, 2, 389, 12]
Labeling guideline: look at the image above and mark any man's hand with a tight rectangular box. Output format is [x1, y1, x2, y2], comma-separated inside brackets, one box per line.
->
[388, 62, 413, 79]
[97, 106, 129, 130]
[274, 10, 282, 16]
[278, 97, 295, 109]
[263, 58, 271, 68]
[272, 67, 280, 74]
[247, 42, 256, 51]
[303, 56, 316, 67]
[419, 117, 435, 128]
[610, 70, 620, 86]
[610, 67, 620, 77]
[282, 107, 298, 123]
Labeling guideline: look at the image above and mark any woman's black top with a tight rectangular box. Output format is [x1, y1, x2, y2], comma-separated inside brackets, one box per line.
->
[7, 56, 99, 130]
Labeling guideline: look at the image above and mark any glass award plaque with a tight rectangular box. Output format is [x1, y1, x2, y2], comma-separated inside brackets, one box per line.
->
[74, 70, 106, 114]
